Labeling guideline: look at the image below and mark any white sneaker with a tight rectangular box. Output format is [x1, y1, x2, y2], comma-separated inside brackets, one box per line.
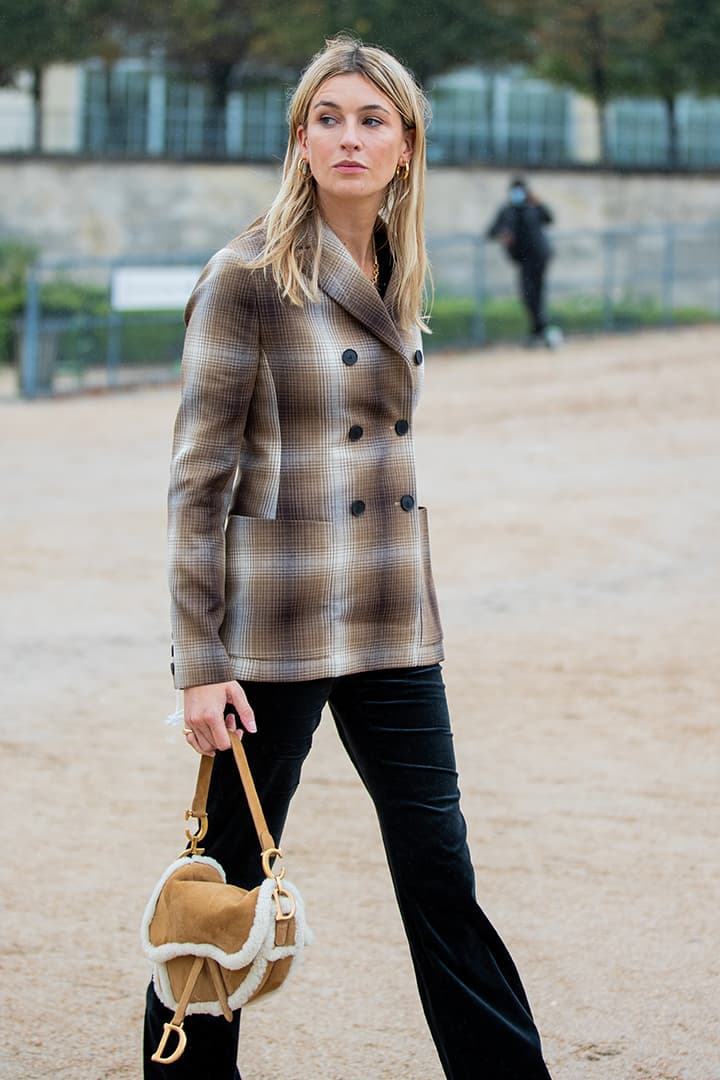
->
[544, 325, 564, 349]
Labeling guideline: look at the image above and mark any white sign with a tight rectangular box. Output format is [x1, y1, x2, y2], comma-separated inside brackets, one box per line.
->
[111, 266, 202, 311]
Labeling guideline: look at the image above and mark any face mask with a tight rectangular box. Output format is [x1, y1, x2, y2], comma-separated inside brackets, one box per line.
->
[509, 185, 526, 205]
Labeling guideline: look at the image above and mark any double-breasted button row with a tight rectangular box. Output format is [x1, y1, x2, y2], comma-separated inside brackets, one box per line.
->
[348, 421, 407, 440]
[350, 496, 415, 516]
[341, 348, 422, 366]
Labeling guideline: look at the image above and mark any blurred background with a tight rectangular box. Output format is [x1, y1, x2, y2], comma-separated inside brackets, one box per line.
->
[1, 0, 719, 395]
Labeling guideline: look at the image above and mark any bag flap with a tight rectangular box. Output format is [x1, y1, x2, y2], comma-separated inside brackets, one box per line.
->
[141, 856, 302, 969]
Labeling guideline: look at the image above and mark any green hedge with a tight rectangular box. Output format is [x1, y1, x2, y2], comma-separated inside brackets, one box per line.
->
[427, 294, 717, 349]
[54, 314, 184, 374]
[0, 241, 37, 364]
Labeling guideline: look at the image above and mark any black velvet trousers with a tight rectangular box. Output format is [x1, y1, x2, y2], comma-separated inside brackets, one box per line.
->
[144, 664, 552, 1080]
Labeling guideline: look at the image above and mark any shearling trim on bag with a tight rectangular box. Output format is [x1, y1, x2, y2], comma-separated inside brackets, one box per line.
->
[140, 855, 311, 1017]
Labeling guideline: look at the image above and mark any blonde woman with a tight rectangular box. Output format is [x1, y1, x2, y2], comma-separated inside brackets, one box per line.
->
[144, 36, 553, 1080]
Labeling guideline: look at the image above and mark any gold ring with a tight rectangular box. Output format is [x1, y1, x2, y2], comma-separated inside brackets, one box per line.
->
[183, 728, 193, 736]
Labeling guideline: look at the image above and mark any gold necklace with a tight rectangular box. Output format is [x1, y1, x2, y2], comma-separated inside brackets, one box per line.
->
[371, 253, 380, 289]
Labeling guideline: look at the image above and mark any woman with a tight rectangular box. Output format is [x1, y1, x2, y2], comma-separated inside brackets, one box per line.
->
[144, 35, 553, 1080]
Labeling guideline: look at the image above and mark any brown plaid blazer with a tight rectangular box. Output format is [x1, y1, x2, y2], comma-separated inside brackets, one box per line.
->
[169, 220, 444, 688]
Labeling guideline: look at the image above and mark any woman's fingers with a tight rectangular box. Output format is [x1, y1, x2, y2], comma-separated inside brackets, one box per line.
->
[183, 727, 215, 756]
[228, 683, 257, 734]
[181, 681, 256, 754]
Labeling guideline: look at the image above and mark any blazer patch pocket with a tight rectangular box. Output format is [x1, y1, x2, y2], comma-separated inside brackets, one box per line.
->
[418, 508, 443, 647]
[222, 515, 336, 660]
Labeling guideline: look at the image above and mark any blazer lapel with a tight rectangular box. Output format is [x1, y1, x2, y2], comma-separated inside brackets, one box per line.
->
[317, 221, 411, 358]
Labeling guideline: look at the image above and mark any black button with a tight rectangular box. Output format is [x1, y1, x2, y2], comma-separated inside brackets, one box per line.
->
[342, 348, 358, 366]
[350, 499, 366, 517]
[348, 424, 364, 441]
[400, 494, 415, 511]
[170, 662, 175, 675]
[395, 419, 409, 436]
[413, 349, 423, 365]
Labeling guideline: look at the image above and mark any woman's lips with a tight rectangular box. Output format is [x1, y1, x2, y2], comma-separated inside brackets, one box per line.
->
[333, 162, 367, 173]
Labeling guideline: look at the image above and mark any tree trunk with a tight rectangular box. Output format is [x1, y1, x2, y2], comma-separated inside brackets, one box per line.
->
[663, 94, 679, 169]
[31, 66, 44, 154]
[485, 72, 496, 160]
[597, 100, 610, 166]
[587, 13, 610, 166]
[204, 60, 235, 157]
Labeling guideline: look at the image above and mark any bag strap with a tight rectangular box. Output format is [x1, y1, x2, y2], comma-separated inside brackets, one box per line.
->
[188, 731, 275, 855]
[150, 956, 233, 1065]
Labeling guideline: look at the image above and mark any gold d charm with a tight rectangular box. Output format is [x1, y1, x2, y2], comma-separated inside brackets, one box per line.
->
[151, 1021, 187, 1064]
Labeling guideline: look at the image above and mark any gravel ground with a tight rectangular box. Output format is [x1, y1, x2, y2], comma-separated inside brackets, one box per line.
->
[1, 325, 718, 1080]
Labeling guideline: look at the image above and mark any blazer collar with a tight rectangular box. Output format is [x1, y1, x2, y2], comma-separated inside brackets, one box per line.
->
[316, 220, 411, 358]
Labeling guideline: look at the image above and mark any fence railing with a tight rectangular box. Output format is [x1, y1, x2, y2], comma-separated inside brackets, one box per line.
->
[12, 221, 720, 398]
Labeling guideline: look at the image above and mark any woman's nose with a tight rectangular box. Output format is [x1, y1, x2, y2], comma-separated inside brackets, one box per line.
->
[339, 122, 362, 149]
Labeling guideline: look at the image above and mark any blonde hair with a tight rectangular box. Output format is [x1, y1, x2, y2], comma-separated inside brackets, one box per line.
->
[247, 35, 431, 332]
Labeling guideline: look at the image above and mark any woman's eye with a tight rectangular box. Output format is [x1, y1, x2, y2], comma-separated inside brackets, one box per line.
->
[319, 115, 337, 126]
[363, 116, 382, 127]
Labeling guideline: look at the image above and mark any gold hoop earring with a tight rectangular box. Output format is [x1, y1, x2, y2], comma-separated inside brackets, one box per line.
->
[395, 161, 410, 182]
[297, 158, 311, 179]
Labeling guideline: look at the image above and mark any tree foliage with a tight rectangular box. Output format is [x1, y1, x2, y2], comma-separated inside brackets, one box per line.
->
[252, 0, 533, 84]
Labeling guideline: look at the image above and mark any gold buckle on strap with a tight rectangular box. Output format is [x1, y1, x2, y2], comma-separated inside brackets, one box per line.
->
[179, 810, 208, 858]
[261, 847, 296, 921]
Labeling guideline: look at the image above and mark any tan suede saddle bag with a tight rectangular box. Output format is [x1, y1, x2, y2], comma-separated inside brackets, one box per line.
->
[141, 731, 310, 1065]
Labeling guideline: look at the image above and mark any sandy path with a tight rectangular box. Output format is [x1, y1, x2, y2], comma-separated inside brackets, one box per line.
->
[1, 326, 718, 1080]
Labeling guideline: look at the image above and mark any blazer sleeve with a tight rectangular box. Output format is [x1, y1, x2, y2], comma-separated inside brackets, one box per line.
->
[168, 246, 260, 688]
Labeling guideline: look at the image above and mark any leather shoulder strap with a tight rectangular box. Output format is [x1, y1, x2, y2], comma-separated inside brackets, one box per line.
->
[189, 733, 275, 854]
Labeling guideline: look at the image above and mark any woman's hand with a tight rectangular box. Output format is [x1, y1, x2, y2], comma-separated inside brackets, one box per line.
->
[182, 681, 256, 755]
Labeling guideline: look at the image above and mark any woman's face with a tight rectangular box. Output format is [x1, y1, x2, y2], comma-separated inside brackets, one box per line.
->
[297, 72, 414, 207]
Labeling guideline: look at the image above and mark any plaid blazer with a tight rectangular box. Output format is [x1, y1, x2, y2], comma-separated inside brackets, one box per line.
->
[168, 220, 444, 688]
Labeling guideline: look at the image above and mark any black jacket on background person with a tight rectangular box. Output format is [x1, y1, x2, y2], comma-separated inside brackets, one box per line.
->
[487, 201, 554, 265]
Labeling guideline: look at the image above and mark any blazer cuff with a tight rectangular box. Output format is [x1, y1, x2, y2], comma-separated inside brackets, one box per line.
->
[172, 648, 237, 690]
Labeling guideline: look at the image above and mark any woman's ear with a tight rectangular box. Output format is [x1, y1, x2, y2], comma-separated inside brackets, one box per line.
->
[401, 128, 416, 164]
[296, 125, 308, 156]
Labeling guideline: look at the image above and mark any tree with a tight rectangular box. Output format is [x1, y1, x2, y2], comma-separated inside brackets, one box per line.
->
[123, 0, 265, 156]
[631, 0, 720, 166]
[515, 0, 662, 164]
[0, 0, 129, 151]
[1, 0, 75, 150]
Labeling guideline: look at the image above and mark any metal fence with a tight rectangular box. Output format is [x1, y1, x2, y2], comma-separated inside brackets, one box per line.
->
[12, 221, 720, 398]
[429, 220, 720, 347]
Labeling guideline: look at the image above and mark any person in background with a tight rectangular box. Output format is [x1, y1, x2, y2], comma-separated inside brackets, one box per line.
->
[144, 35, 554, 1080]
[487, 177, 563, 348]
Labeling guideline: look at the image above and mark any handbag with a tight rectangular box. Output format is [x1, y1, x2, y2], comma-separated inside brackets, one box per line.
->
[141, 730, 310, 1065]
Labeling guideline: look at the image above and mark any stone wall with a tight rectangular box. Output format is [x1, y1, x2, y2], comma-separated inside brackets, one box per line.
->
[2, 158, 718, 261]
